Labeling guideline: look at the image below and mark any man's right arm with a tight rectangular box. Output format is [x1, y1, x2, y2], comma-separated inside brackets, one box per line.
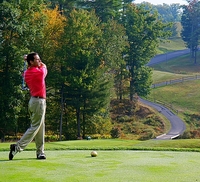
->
[39, 62, 47, 77]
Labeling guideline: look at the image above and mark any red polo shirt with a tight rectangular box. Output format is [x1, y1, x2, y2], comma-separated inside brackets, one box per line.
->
[24, 66, 47, 98]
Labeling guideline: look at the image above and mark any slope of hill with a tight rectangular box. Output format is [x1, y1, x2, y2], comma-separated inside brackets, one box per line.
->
[109, 38, 187, 140]
[149, 49, 200, 139]
[157, 37, 186, 54]
[110, 99, 167, 140]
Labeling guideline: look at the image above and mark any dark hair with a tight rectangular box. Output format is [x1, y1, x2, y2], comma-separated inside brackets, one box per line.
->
[27, 52, 38, 66]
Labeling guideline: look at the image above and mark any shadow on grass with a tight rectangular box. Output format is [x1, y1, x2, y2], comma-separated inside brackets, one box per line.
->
[0, 157, 41, 162]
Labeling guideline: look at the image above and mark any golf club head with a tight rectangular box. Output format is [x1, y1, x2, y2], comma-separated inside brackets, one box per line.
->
[23, 54, 27, 60]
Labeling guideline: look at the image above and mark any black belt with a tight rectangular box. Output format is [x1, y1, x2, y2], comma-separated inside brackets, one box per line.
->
[32, 96, 45, 99]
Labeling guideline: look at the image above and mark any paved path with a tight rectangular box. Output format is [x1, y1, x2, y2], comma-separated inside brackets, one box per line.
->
[140, 49, 189, 139]
[147, 49, 190, 66]
[139, 98, 186, 140]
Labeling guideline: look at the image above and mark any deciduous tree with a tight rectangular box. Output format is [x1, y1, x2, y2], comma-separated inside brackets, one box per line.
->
[181, 0, 200, 64]
[124, 4, 171, 100]
[0, 0, 54, 140]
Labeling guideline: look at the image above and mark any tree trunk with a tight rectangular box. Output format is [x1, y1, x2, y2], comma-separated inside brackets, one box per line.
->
[119, 65, 123, 100]
[82, 101, 86, 139]
[130, 80, 134, 101]
[76, 107, 81, 139]
[59, 85, 64, 141]
[194, 49, 197, 64]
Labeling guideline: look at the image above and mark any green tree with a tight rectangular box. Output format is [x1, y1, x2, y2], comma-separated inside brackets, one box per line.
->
[137, 2, 182, 22]
[55, 9, 112, 139]
[154, 3, 182, 22]
[103, 20, 130, 100]
[137, 2, 182, 38]
[181, 0, 200, 64]
[100, 19, 128, 69]
[124, 4, 171, 100]
[81, 68, 113, 138]
[0, 0, 51, 141]
[114, 63, 130, 100]
[172, 22, 182, 37]
[85, 114, 112, 138]
[46, 0, 77, 15]
[76, 0, 123, 22]
[0, 1, 29, 141]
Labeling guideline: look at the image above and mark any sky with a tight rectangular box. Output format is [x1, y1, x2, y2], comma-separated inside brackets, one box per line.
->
[134, 0, 188, 5]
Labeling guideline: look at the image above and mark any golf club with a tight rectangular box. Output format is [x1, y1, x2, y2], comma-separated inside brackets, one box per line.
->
[22, 54, 29, 91]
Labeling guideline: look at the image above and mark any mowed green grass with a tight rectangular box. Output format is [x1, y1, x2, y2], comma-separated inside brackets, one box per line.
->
[149, 80, 200, 113]
[152, 54, 200, 75]
[150, 52, 200, 114]
[1, 150, 200, 182]
[152, 70, 191, 83]
[2, 139, 200, 152]
[1, 139, 200, 182]
[158, 37, 186, 54]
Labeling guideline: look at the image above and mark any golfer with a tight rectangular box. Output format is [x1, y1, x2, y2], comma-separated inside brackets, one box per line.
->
[9, 52, 47, 160]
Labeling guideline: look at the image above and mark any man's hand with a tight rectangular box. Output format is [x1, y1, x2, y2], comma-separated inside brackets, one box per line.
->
[39, 62, 46, 68]
[24, 55, 27, 61]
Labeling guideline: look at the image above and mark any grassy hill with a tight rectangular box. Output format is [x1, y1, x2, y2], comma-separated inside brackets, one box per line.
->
[149, 38, 200, 114]
[149, 53, 200, 114]
[110, 38, 190, 140]
[147, 45, 200, 138]
[112, 37, 200, 140]
[157, 37, 186, 54]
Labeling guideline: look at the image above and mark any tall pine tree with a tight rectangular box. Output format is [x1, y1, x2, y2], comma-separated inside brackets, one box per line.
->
[56, 9, 112, 139]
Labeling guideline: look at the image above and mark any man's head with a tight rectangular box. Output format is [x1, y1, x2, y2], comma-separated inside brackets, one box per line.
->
[27, 52, 41, 67]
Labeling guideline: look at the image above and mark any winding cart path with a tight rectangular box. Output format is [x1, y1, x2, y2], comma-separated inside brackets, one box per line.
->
[141, 49, 189, 139]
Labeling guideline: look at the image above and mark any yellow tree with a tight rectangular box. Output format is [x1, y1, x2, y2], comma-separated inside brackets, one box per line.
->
[38, 6, 67, 134]
[33, 6, 66, 62]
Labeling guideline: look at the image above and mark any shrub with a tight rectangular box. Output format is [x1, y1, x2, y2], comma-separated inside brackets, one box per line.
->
[139, 128, 156, 140]
[180, 130, 191, 139]
[110, 127, 122, 138]
[117, 115, 134, 122]
[89, 134, 112, 139]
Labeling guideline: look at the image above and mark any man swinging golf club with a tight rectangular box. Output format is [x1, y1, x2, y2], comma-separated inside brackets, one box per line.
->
[9, 52, 47, 160]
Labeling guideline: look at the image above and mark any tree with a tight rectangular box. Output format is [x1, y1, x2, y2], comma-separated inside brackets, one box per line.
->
[100, 19, 128, 69]
[154, 3, 182, 22]
[114, 63, 130, 100]
[136, 2, 182, 22]
[55, 9, 112, 139]
[181, 0, 200, 64]
[0, 1, 32, 140]
[101, 20, 130, 100]
[0, 0, 54, 141]
[80, 68, 113, 138]
[123, 4, 171, 100]
[136, 2, 183, 38]
[76, 0, 123, 22]
[46, 0, 77, 15]
[172, 22, 182, 37]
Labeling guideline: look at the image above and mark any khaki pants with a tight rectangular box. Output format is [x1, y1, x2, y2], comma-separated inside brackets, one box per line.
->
[17, 97, 46, 155]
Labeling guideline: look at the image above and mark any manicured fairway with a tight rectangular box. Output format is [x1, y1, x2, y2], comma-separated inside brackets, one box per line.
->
[1, 150, 200, 182]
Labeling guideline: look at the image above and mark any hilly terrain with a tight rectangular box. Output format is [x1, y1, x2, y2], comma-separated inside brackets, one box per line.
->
[111, 39, 200, 140]
[110, 98, 167, 140]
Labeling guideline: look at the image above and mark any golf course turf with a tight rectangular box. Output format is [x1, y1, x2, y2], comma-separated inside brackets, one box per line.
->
[1, 140, 200, 181]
